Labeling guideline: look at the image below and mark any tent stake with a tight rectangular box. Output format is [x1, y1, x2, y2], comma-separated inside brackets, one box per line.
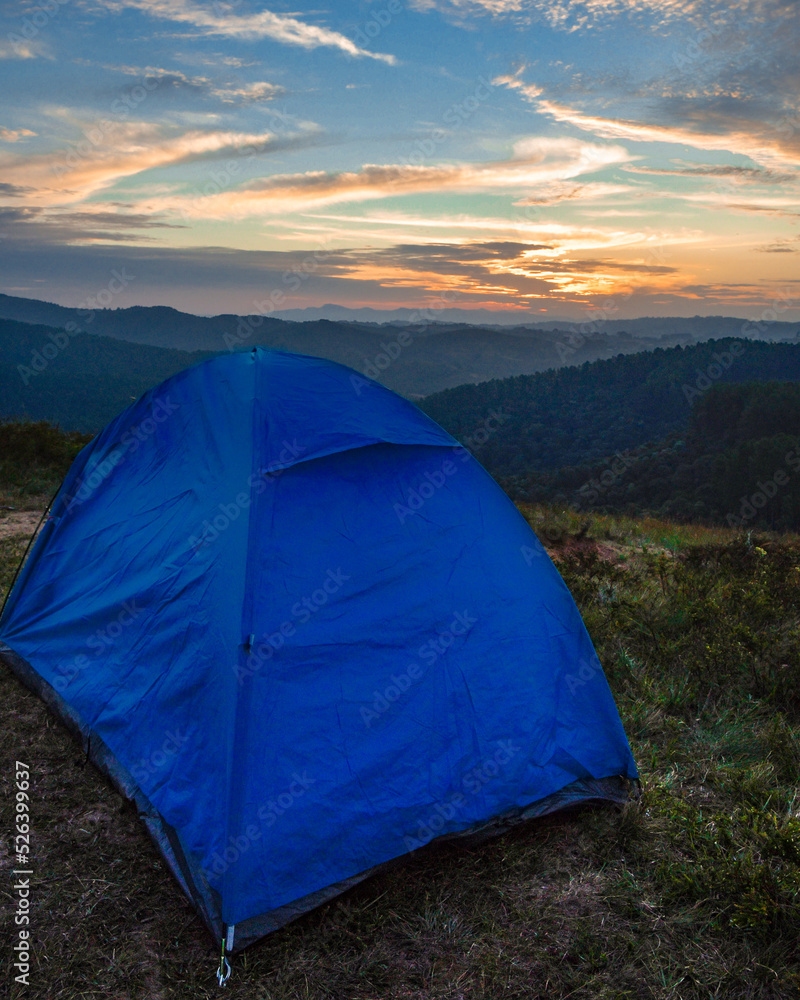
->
[216, 930, 232, 986]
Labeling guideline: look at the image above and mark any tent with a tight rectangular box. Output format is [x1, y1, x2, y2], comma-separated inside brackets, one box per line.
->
[0, 347, 637, 975]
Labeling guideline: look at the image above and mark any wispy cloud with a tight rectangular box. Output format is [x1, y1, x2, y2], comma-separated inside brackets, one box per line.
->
[625, 162, 798, 185]
[494, 67, 800, 169]
[0, 205, 185, 243]
[677, 191, 800, 216]
[0, 182, 33, 197]
[514, 180, 637, 205]
[756, 239, 799, 253]
[411, 0, 718, 30]
[414, 0, 796, 31]
[0, 123, 317, 206]
[541, 97, 800, 164]
[294, 210, 700, 256]
[94, 62, 285, 104]
[93, 0, 398, 63]
[141, 136, 630, 218]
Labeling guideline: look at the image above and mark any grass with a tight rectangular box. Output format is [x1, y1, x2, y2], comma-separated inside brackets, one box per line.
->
[2, 503, 800, 999]
[0, 420, 91, 510]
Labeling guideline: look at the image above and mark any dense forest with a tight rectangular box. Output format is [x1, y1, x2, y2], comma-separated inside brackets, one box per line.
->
[0, 319, 213, 432]
[497, 382, 800, 530]
[421, 341, 800, 530]
[420, 338, 800, 474]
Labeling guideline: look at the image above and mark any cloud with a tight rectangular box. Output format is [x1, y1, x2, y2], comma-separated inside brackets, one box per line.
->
[333, 238, 677, 304]
[625, 162, 798, 185]
[291, 211, 702, 270]
[96, 62, 285, 104]
[757, 242, 798, 253]
[213, 80, 283, 103]
[493, 65, 800, 169]
[186, 53, 259, 69]
[410, 0, 719, 30]
[0, 182, 32, 197]
[0, 127, 37, 142]
[514, 180, 637, 205]
[492, 71, 543, 103]
[541, 98, 800, 167]
[678, 192, 800, 216]
[0, 38, 49, 60]
[142, 136, 631, 219]
[0, 205, 186, 243]
[413, 0, 797, 32]
[3, 230, 791, 320]
[95, 0, 397, 63]
[0, 122, 321, 207]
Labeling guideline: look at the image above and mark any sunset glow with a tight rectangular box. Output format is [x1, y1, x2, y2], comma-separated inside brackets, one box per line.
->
[1, 0, 797, 320]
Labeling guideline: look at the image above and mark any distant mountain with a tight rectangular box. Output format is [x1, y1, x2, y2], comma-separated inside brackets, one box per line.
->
[269, 304, 569, 326]
[272, 305, 800, 340]
[0, 292, 728, 400]
[1, 313, 644, 431]
[3, 290, 799, 437]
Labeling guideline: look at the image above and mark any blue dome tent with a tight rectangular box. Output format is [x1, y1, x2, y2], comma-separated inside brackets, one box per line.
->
[0, 348, 637, 973]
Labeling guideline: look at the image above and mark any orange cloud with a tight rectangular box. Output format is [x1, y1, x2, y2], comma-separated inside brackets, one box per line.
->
[0, 123, 317, 207]
[0, 127, 36, 142]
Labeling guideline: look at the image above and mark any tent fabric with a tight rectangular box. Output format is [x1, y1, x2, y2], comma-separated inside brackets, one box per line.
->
[0, 347, 637, 950]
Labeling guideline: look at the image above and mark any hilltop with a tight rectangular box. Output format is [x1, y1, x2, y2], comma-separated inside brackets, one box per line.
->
[1, 464, 798, 997]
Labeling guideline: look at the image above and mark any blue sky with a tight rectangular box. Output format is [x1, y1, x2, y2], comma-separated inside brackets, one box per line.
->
[1, 0, 798, 320]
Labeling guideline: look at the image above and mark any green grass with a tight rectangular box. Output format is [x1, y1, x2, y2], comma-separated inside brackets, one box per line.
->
[0, 420, 91, 509]
[2, 505, 800, 999]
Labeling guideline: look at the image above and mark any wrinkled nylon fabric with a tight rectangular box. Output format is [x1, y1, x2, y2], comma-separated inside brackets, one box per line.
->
[0, 347, 637, 935]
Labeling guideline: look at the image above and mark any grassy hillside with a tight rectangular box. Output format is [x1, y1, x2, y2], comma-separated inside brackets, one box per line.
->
[1, 470, 798, 997]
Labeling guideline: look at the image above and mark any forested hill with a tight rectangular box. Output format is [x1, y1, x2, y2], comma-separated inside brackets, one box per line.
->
[0, 297, 680, 401]
[419, 339, 800, 477]
[4, 291, 798, 402]
[0, 320, 211, 432]
[506, 381, 800, 529]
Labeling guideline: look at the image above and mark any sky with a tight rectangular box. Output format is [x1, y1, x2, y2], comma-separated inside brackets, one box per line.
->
[1, 0, 798, 321]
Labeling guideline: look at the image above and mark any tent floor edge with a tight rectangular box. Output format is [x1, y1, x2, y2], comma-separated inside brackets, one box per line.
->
[226, 773, 634, 953]
[0, 641, 224, 944]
